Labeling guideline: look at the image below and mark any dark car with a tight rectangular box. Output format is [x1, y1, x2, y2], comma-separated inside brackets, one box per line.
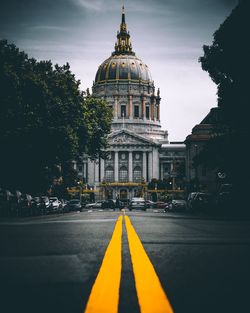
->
[119, 198, 130, 209]
[187, 192, 213, 212]
[217, 184, 235, 209]
[102, 199, 116, 210]
[0, 189, 14, 217]
[66, 199, 82, 211]
[169, 199, 187, 212]
[31, 196, 42, 215]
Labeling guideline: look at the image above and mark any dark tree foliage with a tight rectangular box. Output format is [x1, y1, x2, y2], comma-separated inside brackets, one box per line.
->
[198, 0, 250, 190]
[200, 0, 250, 130]
[0, 40, 112, 193]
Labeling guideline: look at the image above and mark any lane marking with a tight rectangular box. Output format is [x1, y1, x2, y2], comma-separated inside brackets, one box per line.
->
[84, 215, 123, 313]
[125, 215, 174, 313]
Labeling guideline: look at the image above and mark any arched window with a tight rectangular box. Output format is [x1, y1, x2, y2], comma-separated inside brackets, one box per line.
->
[134, 105, 139, 118]
[119, 166, 128, 182]
[146, 106, 150, 119]
[105, 166, 114, 182]
[120, 105, 126, 118]
[133, 166, 142, 182]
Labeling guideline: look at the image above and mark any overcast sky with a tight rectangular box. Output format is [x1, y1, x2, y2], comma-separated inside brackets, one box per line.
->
[0, 0, 238, 141]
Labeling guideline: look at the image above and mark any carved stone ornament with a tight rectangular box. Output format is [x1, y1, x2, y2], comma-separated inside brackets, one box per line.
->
[111, 134, 142, 144]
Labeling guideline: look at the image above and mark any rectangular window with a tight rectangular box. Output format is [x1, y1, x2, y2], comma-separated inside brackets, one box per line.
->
[119, 169, 128, 182]
[121, 105, 126, 117]
[134, 105, 139, 118]
[146, 106, 150, 119]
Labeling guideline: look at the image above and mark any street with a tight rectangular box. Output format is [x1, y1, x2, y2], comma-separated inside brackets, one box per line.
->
[0, 209, 250, 313]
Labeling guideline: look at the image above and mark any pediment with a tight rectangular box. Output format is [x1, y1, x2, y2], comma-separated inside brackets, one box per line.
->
[108, 129, 158, 146]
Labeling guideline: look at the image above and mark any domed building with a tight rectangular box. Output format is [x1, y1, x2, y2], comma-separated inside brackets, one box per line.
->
[75, 7, 186, 201]
[92, 6, 168, 140]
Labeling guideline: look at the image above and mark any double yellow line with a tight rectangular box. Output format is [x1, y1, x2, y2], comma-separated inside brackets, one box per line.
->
[84, 214, 174, 313]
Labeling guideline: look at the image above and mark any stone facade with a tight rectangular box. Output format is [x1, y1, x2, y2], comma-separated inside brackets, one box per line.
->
[185, 107, 221, 193]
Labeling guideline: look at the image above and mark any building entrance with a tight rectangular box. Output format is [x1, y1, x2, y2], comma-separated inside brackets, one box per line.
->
[120, 189, 128, 199]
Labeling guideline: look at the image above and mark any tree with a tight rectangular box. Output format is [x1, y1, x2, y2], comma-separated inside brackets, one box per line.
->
[200, 0, 250, 131]
[0, 40, 112, 193]
[198, 0, 250, 190]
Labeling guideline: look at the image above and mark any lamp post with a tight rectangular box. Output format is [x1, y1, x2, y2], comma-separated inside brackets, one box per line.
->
[78, 180, 84, 205]
[194, 144, 198, 191]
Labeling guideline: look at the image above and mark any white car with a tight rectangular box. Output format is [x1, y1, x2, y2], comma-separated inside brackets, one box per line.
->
[129, 197, 146, 211]
[49, 197, 61, 212]
[85, 200, 105, 209]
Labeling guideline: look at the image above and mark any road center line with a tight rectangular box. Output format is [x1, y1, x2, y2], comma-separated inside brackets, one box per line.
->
[84, 215, 123, 313]
[124, 215, 174, 313]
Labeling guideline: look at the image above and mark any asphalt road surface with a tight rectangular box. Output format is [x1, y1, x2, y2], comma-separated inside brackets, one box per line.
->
[0, 209, 250, 313]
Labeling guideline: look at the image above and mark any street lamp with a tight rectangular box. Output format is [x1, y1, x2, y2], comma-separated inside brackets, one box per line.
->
[194, 144, 198, 191]
[78, 180, 84, 205]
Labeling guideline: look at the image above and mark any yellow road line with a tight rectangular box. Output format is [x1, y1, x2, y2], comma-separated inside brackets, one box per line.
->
[84, 215, 123, 313]
[125, 215, 174, 313]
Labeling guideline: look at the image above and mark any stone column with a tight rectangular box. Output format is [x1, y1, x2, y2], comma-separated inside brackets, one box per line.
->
[82, 163, 86, 180]
[94, 161, 99, 183]
[160, 162, 164, 180]
[114, 151, 119, 182]
[129, 151, 133, 182]
[151, 99, 155, 121]
[100, 158, 105, 182]
[88, 159, 95, 185]
[142, 96, 146, 120]
[152, 147, 159, 179]
[129, 95, 133, 120]
[148, 151, 153, 181]
[157, 105, 160, 121]
[114, 96, 118, 120]
[143, 152, 147, 182]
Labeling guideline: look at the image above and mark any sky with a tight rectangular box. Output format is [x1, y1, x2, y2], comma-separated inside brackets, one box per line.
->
[0, 0, 238, 141]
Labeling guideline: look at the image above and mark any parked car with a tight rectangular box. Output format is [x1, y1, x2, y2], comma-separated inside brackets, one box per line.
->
[40, 196, 50, 214]
[0, 189, 14, 217]
[187, 192, 213, 212]
[129, 197, 146, 211]
[216, 184, 235, 209]
[31, 196, 42, 215]
[146, 200, 156, 209]
[163, 202, 171, 212]
[85, 200, 106, 209]
[49, 197, 61, 213]
[155, 201, 169, 209]
[169, 199, 187, 212]
[101, 199, 116, 210]
[60, 199, 69, 212]
[119, 198, 130, 209]
[66, 199, 82, 211]
[19, 194, 33, 216]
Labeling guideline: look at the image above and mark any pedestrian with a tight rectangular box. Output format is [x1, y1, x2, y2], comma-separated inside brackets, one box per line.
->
[115, 196, 120, 210]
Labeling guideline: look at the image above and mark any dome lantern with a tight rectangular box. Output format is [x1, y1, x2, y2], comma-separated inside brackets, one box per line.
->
[112, 5, 135, 56]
